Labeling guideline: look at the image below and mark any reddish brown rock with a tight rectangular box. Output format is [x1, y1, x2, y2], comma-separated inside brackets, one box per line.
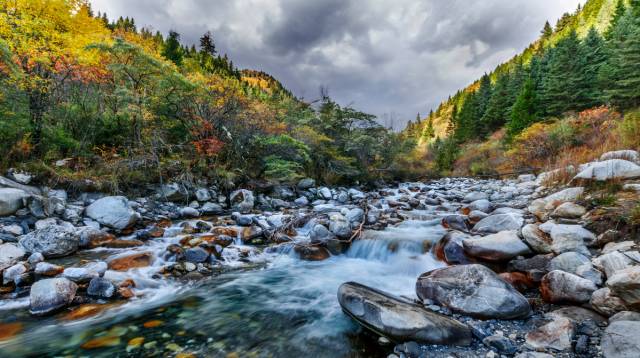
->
[294, 245, 330, 261]
[499, 272, 536, 292]
[107, 253, 153, 271]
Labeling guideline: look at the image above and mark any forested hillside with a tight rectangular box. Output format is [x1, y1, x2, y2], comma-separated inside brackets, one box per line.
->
[0, 0, 418, 192]
[404, 0, 640, 177]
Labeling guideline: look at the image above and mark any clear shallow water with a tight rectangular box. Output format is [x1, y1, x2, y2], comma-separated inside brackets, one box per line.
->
[0, 214, 446, 357]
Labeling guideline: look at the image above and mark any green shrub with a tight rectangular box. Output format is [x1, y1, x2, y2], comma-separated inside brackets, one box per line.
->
[619, 110, 640, 149]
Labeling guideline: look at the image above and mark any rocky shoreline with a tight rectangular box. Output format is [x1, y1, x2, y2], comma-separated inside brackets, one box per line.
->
[0, 150, 639, 357]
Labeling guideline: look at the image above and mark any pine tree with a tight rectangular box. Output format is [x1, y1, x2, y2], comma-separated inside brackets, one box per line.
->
[423, 114, 435, 139]
[508, 79, 537, 138]
[542, 30, 583, 116]
[199, 31, 216, 56]
[541, 21, 553, 41]
[580, 27, 607, 109]
[481, 72, 512, 133]
[604, 12, 640, 109]
[162, 30, 184, 66]
[606, 0, 628, 40]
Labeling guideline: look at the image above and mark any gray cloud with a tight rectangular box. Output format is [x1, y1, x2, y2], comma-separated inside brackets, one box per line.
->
[91, 0, 582, 129]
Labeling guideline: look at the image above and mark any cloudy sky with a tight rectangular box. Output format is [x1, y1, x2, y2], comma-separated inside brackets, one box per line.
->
[91, 0, 582, 129]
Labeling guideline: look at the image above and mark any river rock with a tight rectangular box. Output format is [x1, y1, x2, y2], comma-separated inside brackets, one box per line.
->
[550, 224, 595, 256]
[463, 191, 488, 203]
[0, 243, 25, 271]
[34, 262, 64, 276]
[195, 188, 211, 202]
[508, 254, 553, 282]
[230, 189, 254, 214]
[294, 196, 309, 206]
[308, 224, 332, 244]
[185, 247, 210, 263]
[179, 207, 200, 218]
[297, 178, 315, 190]
[610, 311, 640, 322]
[201, 202, 224, 215]
[540, 270, 597, 304]
[318, 187, 332, 200]
[63, 267, 100, 283]
[441, 215, 470, 232]
[85, 196, 138, 230]
[551, 202, 586, 219]
[29, 277, 78, 316]
[338, 282, 472, 345]
[607, 266, 640, 308]
[294, 245, 330, 261]
[521, 224, 552, 254]
[602, 320, 640, 358]
[591, 288, 627, 317]
[107, 252, 153, 271]
[416, 264, 530, 319]
[574, 159, 640, 181]
[0, 188, 28, 216]
[157, 183, 188, 202]
[3, 263, 27, 285]
[462, 231, 531, 261]
[329, 214, 351, 238]
[464, 199, 493, 214]
[433, 231, 474, 265]
[594, 251, 633, 278]
[472, 214, 523, 234]
[525, 316, 574, 352]
[549, 252, 591, 274]
[19, 225, 79, 258]
[87, 277, 116, 298]
[601, 150, 640, 163]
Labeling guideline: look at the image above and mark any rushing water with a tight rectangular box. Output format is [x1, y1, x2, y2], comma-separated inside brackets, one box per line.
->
[0, 193, 449, 357]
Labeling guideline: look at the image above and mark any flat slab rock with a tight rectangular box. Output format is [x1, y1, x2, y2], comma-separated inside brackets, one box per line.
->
[602, 320, 640, 358]
[416, 264, 531, 320]
[338, 282, 472, 346]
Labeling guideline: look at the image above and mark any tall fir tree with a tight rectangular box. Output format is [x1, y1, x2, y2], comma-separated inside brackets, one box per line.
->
[603, 12, 640, 109]
[481, 71, 512, 133]
[508, 79, 537, 138]
[580, 27, 607, 109]
[162, 30, 184, 66]
[542, 30, 583, 116]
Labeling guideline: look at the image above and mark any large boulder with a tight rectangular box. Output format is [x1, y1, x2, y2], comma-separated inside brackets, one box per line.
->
[551, 202, 586, 219]
[85, 196, 138, 230]
[607, 266, 640, 309]
[416, 264, 531, 319]
[29, 277, 78, 316]
[0, 243, 25, 271]
[591, 288, 627, 317]
[157, 183, 189, 202]
[462, 231, 531, 261]
[602, 320, 640, 358]
[0, 188, 28, 216]
[540, 270, 597, 304]
[574, 159, 640, 181]
[297, 178, 316, 190]
[230, 189, 254, 214]
[472, 214, 524, 234]
[338, 282, 472, 345]
[600, 150, 640, 164]
[19, 225, 79, 258]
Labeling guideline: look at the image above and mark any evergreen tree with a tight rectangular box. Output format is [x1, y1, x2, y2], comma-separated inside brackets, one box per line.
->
[162, 30, 184, 66]
[580, 27, 607, 109]
[606, 0, 628, 40]
[199, 31, 216, 56]
[481, 71, 512, 133]
[423, 114, 435, 139]
[603, 12, 640, 109]
[542, 30, 583, 116]
[541, 21, 553, 41]
[508, 79, 537, 138]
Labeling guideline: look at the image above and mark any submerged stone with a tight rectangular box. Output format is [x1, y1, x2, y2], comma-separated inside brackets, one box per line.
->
[338, 282, 472, 346]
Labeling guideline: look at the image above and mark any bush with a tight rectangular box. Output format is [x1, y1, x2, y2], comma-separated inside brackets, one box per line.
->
[619, 110, 640, 150]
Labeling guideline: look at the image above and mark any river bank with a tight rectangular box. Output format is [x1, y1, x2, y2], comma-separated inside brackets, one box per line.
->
[0, 151, 640, 357]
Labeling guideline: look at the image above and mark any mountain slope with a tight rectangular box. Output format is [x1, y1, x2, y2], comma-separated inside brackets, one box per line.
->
[407, 0, 627, 145]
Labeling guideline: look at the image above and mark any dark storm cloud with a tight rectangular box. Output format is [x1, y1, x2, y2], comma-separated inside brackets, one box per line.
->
[91, 0, 582, 129]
